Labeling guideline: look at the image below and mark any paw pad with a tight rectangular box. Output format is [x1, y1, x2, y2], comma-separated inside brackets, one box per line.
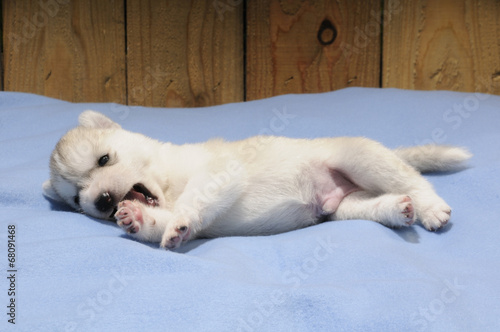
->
[399, 196, 415, 226]
[421, 203, 452, 231]
[115, 200, 144, 234]
[162, 225, 191, 250]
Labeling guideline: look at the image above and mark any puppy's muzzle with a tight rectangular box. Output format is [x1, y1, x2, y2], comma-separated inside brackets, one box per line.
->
[95, 192, 115, 213]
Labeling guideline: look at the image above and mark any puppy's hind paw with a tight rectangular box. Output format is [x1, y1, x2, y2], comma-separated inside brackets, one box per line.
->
[378, 194, 416, 228]
[400, 196, 416, 226]
[420, 204, 452, 231]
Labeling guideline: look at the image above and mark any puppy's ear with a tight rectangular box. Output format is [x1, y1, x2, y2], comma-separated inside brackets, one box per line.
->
[42, 180, 65, 203]
[78, 110, 121, 129]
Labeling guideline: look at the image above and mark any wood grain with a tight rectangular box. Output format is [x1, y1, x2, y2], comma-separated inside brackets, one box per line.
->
[126, 0, 244, 107]
[0, 3, 3, 91]
[3, 0, 126, 103]
[246, 0, 381, 101]
[383, 0, 500, 94]
[3, 1, 499, 103]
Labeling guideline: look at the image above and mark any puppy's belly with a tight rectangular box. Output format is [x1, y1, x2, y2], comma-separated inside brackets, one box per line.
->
[196, 165, 358, 238]
[198, 201, 319, 238]
[315, 169, 359, 214]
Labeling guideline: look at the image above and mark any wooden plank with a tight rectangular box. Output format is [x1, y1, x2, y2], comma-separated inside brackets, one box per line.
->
[0, 2, 3, 91]
[3, 0, 126, 103]
[246, 0, 381, 101]
[383, 0, 500, 94]
[126, 0, 244, 107]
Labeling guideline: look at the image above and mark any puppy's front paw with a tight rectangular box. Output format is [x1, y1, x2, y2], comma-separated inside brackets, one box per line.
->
[115, 200, 145, 234]
[160, 220, 192, 250]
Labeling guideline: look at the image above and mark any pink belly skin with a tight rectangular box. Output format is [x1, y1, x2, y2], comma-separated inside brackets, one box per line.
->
[314, 168, 359, 215]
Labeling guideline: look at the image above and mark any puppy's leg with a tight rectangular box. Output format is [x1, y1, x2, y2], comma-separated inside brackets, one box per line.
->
[160, 171, 244, 249]
[115, 200, 171, 243]
[329, 137, 451, 230]
[332, 191, 416, 227]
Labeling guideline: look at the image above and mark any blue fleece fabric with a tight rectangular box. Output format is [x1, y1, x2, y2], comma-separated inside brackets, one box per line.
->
[0, 88, 499, 331]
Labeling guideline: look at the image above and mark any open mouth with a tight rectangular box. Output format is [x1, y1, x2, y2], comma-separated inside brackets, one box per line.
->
[109, 183, 159, 219]
[123, 183, 160, 207]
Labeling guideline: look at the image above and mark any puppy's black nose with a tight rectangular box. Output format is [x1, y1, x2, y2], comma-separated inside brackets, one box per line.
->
[95, 192, 114, 212]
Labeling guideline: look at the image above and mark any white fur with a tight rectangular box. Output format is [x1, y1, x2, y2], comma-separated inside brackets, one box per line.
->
[44, 111, 471, 249]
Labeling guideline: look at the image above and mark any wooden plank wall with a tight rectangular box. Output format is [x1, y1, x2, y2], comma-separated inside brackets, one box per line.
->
[3, 0, 127, 103]
[2, 0, 500, 107]
[383, 0, 500, 94]
[0, 2, 2, 91]
[246, 0, 381, 100]
[126, 0, 244, 107]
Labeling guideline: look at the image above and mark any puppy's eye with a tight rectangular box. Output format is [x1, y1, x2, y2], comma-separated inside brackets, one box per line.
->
[74, 195, 80, 206]
[98, 154, 109, 167]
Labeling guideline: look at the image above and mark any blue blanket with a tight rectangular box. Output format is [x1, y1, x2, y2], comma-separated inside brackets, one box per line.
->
[1, 88, 499, 331]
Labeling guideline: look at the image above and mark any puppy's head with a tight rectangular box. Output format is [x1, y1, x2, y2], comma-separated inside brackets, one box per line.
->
[43, 111, 163, 220]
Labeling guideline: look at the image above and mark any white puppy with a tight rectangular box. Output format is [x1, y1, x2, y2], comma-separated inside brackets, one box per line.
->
[43, 111, 471, 249]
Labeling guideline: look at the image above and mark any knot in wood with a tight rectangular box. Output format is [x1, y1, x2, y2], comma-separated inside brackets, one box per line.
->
[317, 19, 337, 46]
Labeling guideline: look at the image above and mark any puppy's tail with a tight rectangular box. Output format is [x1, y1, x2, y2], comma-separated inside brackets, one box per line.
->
[394, 145, 472, 173]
